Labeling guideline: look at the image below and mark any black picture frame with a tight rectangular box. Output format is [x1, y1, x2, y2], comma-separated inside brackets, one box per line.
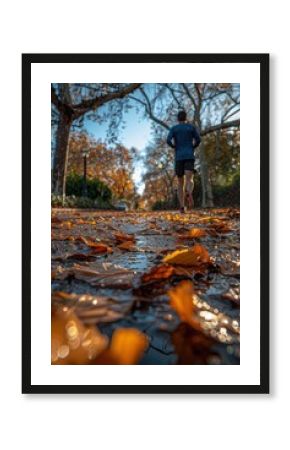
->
[22, 53, 269, 394]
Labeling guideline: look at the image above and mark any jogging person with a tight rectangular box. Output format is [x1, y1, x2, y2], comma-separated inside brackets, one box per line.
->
[167, 110, 201, 213]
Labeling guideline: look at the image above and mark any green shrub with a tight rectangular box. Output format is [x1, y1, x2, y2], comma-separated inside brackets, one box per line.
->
[51, 194, 113, 209]
[66, 173, 112, 201]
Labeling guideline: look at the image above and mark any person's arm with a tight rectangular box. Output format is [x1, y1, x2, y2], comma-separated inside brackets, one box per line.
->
[192, 125, 201, 148]
[167, 128, 175, 148]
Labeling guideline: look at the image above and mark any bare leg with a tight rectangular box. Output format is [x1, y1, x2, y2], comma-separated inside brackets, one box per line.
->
[185, 170, 194, 209]
[177, 176, 185, 210]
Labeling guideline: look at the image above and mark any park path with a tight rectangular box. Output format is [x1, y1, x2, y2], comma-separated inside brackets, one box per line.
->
[51, 208, 240, 365]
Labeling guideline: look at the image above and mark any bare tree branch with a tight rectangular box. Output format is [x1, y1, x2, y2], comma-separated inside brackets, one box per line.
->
[181, 83, 197, 110]
[201, 119, 240, 136]
[138, 87, 170, 130]
[73, 83, 142, 118]
[163, 84, 183, 108]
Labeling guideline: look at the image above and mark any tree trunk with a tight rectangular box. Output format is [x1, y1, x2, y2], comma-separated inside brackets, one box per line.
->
[52, 111, 72, 201]
[215, 130, 221, 161]
[199, 142, 214, 208]
[206, 174, 214, 207]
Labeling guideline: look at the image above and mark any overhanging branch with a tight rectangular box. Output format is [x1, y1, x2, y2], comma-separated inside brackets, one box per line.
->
[201, 119, 240, 136]
[73, 83, 142, 117]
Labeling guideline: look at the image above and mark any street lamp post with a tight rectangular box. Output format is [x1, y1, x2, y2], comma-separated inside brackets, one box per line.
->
[82, 147, 90, 197]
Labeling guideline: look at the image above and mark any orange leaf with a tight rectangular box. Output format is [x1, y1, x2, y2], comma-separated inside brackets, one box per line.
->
[114, 232, 135, 243]
[51, 307, 108, 364]
[77, 236, 113, 253]
[188, 228, 207, 237]
[141, 264, 174, 284]
[168, 280, 201, 330]
[117, 241, 136, 251]
[163, 244, 210, 267]
[109, 328, 148, 364]
[94, 328, 148, 365]
[178, 228, 207, 239]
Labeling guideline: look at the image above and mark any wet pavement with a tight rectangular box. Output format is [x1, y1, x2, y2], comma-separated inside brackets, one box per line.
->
[52, 208, 240, 365]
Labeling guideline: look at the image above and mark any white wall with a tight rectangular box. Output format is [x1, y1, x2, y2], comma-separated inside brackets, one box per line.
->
[0, 1, 287, 449]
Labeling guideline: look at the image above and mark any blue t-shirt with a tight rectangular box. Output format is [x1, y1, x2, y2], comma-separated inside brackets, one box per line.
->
[167, 123, 201, 161]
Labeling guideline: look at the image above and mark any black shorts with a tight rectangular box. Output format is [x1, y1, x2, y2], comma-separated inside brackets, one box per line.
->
[175, 159, 195, 177]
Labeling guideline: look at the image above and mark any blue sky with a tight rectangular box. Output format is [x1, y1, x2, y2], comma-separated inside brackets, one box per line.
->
[84, 107, 153, 193]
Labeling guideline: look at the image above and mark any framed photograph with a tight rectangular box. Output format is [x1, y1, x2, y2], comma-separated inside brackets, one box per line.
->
[22, 53, 269, 394]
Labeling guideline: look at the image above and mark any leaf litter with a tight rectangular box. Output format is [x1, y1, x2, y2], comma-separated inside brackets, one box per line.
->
[51, 208, 240, 365]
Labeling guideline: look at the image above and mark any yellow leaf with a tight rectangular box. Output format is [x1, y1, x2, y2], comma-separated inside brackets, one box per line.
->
[163, 244, 210, 267]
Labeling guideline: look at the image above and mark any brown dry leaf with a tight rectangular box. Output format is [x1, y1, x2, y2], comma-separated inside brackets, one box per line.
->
[52, 291, 131, 324]
[72, 263, 135, 289]
[114, 232, 135, 243]
[173, 266, 194, 277]
[141, 264, 174, 284]
[163, 244, 210, 267]
[117, 241, 137, 251]
[65, 253, 98, 262]
[77, 237, 113, 253]
[52, 242, 112, 262]
[51, 307, 108, 364]
[208, 222, 232, 234]
[168, 280, 201, 330]
[109, 328, 148, 364]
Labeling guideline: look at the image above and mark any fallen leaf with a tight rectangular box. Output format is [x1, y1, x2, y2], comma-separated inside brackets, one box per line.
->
[178, 228, 207, 239]
[71, 263, 135, 289]
[64, 252, 98, 261]
[109, 328, 148, 364]
[117, 241, 137, 251]
[52, 290, 132, 324]
[51, 307, 108, 364]
[141, 264, 174, 284]
[78, 238, 112, 253]
[114, 232, 135, 243]
[168, 280, 201, 330]
[208, 223, 232, 234]
[163, 244, 210, 267]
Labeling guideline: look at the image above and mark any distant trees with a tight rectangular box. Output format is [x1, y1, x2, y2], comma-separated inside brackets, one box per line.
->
[141, 138, 176, 209]
[51, 83, 141, 200]
[67, 132, 136, 203]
